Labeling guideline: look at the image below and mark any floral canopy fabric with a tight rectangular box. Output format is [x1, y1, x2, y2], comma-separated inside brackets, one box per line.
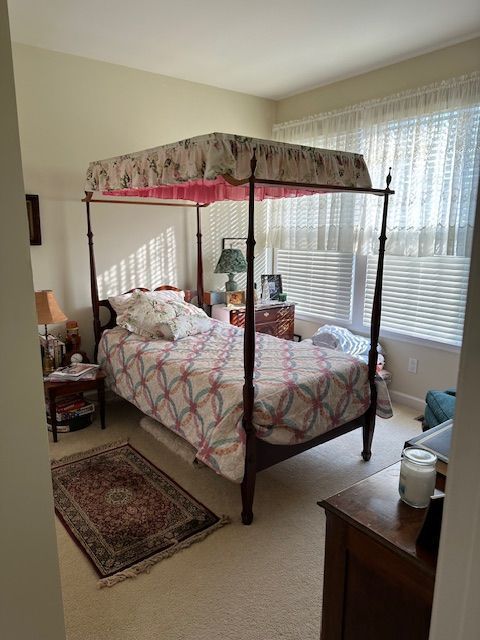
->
[85, 132, 372, 204]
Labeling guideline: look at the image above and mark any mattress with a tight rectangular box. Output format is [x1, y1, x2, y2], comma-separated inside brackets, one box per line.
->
[98, 320, 391, 482]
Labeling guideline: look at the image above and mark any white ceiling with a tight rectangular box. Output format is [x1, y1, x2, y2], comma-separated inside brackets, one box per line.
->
[7, 0, 480, 99]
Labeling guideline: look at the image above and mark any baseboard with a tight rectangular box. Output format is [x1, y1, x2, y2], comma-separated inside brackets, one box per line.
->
[389, 390, 424, 412]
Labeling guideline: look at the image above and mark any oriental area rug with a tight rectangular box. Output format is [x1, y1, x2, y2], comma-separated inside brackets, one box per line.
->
[51, 441, 228, 587]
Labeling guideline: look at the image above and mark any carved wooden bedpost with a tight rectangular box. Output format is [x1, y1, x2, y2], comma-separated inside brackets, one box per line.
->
[84, 191, 101, 362]
[196, 204, 204, 308]
[363, 169, 392, 461]
[241, 153, 257, 525]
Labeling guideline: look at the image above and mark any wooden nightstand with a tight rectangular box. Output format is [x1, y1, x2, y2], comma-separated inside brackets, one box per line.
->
[212, 301, 295, 340]
[44, 370, 106, 443]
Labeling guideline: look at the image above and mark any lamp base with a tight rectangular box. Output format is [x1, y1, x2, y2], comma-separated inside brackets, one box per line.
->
[42, 353, 55, 375]
[225, 274, 238, 292]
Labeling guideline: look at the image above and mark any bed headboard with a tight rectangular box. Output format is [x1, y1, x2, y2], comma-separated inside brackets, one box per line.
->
[98, 285, 197, 337]
[85, 193, 205, 363]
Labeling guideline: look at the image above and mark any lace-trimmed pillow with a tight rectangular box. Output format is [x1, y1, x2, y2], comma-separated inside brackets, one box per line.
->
[117, 290, 210, 340]
[167, 299, 208, 318]
[108, 288, 185, 316]
[159, 314, 212, 340]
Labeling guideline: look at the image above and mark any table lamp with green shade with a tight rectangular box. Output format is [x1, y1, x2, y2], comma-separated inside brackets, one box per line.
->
[35, 290, 67, 374]
[214, 248, 247, 291]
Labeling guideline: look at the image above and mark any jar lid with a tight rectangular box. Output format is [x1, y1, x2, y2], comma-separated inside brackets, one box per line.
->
[403, 447, 437, 466]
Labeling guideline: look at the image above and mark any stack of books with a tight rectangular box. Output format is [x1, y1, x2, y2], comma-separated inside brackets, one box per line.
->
[47, 363, 99, 382]
[46, 394, 95, 433]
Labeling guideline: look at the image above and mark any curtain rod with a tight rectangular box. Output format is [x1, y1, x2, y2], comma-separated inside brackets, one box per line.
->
[273, 71, 480, 130]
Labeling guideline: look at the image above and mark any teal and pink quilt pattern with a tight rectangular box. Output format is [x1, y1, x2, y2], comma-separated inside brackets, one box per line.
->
[99, 322, 392, 483]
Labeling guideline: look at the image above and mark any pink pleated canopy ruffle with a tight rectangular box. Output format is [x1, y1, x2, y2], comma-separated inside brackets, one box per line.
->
[85, 132, 372, 204]
[103, 176, 337, 202]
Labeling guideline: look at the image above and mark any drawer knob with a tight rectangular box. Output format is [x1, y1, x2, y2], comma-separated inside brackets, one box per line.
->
[263, 312, 270, 317]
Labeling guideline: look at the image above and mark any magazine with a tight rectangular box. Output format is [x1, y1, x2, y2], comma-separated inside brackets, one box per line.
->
[48, 363, 99, 382]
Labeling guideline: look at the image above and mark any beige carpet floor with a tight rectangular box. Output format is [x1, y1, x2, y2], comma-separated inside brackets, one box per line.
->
[50, 397, 421, 640]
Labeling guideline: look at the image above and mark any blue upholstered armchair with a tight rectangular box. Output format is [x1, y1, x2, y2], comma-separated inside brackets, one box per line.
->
[423, 388, 456, 431]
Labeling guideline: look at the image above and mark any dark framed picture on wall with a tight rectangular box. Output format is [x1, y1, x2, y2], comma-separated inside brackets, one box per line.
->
[261, 274, 283, 300]
[222, 237, 247, 257]
[26, 194, 41, 245]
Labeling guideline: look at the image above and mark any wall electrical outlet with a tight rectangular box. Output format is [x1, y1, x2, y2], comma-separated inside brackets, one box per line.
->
[408, 357, 418, 374]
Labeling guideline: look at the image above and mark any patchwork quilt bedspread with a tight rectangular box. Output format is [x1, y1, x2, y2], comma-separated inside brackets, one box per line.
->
[98, 321, 392, 483]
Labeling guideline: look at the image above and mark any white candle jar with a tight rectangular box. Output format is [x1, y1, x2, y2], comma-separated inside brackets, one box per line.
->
[399, 447, 437, 508]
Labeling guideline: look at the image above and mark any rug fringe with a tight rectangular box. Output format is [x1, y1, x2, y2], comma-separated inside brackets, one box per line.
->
[51, 439, 129, 468]
[98, 515, 230, 588]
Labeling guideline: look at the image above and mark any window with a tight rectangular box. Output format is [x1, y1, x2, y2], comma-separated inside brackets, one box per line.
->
[270, 74, 480, 347]
[364, 255, 470, 346]
[276, 250, 355, 322]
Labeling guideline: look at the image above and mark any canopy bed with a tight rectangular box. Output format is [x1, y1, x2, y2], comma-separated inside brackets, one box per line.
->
[83, 132, 394, 524]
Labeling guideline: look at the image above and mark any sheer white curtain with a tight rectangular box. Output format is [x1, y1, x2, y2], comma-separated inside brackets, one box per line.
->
[269, 72, 480, 257]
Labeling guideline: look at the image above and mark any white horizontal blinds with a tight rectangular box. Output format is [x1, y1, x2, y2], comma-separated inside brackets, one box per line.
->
[276, 250, 355, 322]
[364, 255, 470, 346]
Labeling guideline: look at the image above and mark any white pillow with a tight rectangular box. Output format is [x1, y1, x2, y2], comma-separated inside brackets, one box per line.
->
[108, 288, 185, 315]
[311, 324, 384, 364]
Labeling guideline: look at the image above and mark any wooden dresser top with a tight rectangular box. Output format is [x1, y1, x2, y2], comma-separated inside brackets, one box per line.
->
[319, 463, 437, 575]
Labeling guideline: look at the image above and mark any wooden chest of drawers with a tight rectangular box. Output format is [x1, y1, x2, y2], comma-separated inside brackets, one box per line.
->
[211, 302, 295, 340]
[319, 463, 436, 640]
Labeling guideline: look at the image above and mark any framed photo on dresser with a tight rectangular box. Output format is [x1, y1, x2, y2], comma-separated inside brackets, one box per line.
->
[226, 290, 245, 308]
[261, 274, 283, 301]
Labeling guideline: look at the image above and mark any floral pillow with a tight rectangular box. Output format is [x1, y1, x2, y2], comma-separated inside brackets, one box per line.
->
[108, 288, 185, 315]
[159, 314, 212, 341]
[117, 290, 210, 340]
[167, 299, 207, 318]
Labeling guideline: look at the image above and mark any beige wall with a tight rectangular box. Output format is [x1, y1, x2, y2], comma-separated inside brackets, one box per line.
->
[277, 37, 480, 122]
[12, 44, 275, 356]
[379, 338, 459, 402]
[276, 39, 479, 404]
[295, 316, 460, 406]
[0, 5, 65, 639]
[429, 185, 480, 639]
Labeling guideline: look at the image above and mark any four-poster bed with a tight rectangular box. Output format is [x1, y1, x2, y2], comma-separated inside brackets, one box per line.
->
[83, 132, 394, 524]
